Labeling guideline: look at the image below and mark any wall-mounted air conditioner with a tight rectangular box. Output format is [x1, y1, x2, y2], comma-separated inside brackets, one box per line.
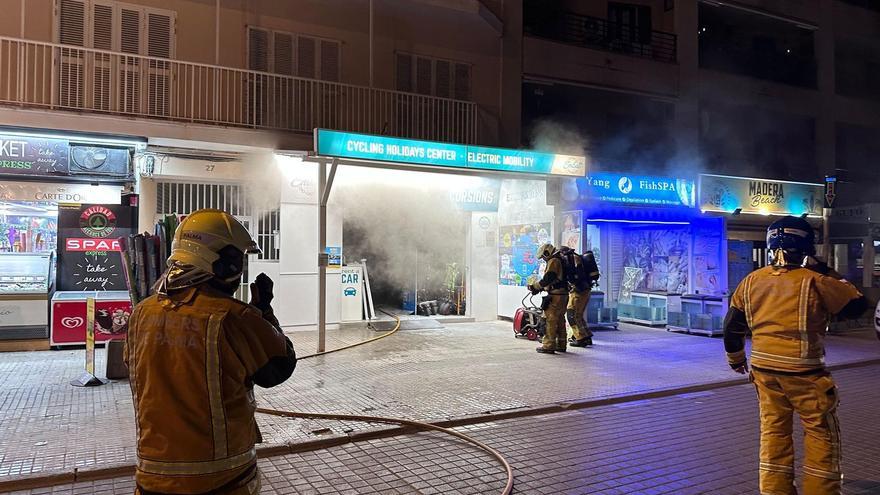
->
[69, 146, 132, 178]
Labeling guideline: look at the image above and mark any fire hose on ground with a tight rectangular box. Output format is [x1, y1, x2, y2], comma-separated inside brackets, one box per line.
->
[257, 309, 515, 495]
[120, 250, 514, 494]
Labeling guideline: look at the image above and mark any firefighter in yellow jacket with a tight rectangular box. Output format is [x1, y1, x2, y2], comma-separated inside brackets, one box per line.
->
[125, 209, 296, 495]
[724, 216, 868, 495]
[530, 243, 569, 354]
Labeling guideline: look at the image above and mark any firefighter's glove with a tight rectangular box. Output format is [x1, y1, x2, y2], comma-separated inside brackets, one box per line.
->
[250, 273, 275, 313]
[529, 284, 541, 295]
[730, 360, 748, 374]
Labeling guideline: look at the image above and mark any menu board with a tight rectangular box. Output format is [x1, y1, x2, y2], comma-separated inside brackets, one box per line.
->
[56, 204, 134, 291]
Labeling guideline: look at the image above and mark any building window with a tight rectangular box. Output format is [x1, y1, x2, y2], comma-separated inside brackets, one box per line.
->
[395, 52, 471, 100]
[608, 2, 652, 45]
[154, 181, 278, 261]
[57, 0, 175, 112]
[247, 27, 341, 82]
[58, 0, 175, 56]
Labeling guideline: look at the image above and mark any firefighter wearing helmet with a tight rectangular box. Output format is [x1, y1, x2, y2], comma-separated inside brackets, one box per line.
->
[530, 242, 569, 354]
[125, 209, 296, 495]
[723, 216, 869, 495]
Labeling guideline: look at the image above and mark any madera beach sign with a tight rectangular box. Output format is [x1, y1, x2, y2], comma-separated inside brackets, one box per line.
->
[314, 129, 587, 177]
[699, 174, 823, 217]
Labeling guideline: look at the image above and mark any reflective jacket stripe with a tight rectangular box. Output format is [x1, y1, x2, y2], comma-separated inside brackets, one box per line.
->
[751, 350, 824, 366]
[206, 313, 228, 459]
[138, 447, 256, 476]
[798, 279, 809, 358]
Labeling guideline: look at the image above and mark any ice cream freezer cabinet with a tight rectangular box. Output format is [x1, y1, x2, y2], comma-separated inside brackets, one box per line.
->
[0, 253, 53, 340]
[51, 291, 131, 346]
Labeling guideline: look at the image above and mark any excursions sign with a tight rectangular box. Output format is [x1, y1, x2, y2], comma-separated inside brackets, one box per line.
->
[699, 174, 823, 217]
[314, 129, 587, 177]
[0, 134, 69, 176]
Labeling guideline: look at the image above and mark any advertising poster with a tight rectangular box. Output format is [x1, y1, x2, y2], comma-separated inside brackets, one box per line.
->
[51, 296, 133, 344]
[326, 246, 342, 268]
[560, 210, 582, 252]
[499, 223, 552, 286]
[57, 204, 135, 291]
[727, 240, 754, 294]
[691, 218, 724, 295]
[622, 227, 689, 293]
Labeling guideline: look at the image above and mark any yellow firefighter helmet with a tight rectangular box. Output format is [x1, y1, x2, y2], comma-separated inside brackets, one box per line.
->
[168, 209, 260, 275]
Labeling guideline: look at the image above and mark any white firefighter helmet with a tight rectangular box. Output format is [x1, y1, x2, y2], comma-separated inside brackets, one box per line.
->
[168, 209, 260, 276]
[536, 243, 555, 260]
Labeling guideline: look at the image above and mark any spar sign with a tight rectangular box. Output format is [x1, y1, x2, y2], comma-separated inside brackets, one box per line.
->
[65, 238, 122, 252]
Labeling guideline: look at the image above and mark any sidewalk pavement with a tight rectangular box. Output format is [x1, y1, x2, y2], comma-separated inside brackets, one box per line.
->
[8, 363, 880, 495]
[1, 320, 878, 486]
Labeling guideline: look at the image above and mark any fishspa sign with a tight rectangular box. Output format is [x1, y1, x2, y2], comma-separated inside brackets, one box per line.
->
[699, 174, 823, 217]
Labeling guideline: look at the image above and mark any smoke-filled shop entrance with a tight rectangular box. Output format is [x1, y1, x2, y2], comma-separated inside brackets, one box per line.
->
[335, 166, 472, 318]
[280, 129, 587, 351]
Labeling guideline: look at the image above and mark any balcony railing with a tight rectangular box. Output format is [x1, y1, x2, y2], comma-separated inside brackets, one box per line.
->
[0, 36, 478, 144]
[524, 7, 677, 63]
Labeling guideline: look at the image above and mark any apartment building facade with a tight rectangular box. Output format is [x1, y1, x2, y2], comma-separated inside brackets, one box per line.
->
[514, 0, 880, 288]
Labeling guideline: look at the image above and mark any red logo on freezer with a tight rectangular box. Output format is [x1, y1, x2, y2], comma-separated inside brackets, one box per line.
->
[60, 317, 84, 329]
[66, 238, 121, 251]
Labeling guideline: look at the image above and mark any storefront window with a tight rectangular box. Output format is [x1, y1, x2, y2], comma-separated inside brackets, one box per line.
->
[0, 202, 58, 253]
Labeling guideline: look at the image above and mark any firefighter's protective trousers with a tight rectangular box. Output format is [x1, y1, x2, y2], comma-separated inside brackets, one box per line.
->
[542, 293, 569, 351]
[531, 256, 569, 351]
[752, 369, 841, 495]
[567, 289, 592, 341]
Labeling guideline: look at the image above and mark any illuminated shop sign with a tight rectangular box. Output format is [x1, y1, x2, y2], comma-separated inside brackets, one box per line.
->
[314, 129, 586, 177]
[699, 174, 822, 217]
[0, 133, 69, 176]
[576, 172, 696, 207]
[449, 178, 501, 211]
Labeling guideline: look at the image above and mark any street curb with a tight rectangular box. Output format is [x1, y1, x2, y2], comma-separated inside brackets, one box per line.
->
[2, 357, 878, 492]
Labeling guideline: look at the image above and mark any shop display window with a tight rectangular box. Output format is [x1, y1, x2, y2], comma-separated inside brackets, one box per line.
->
[0, 202, 57, 253]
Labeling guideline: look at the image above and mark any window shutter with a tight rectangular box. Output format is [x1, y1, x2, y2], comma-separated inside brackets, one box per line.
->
[120, 8, 141, 54]
[146, 12, 172, 116]
[248, 27, 269, 71]
[435, 60, 451, 98]
[297, 36, 316, 78]
[92, 2, 114, 111]
[453, 63, 471, 100]
[59, 0, 86, 46]
[273, 32, 293, 75]
[415, 57, 432, 95]
[146, 12, 172, 58]
[92, 3, 113, 50]
[319, 40, 340, 82]
[395, 53, 413, 92]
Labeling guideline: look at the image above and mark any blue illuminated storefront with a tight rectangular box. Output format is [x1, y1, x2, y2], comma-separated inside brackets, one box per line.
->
[561, 172, 729, 334]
